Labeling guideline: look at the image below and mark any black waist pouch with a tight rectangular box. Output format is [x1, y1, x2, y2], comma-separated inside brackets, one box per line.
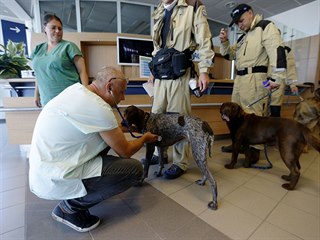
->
[149, 48, 191, 80]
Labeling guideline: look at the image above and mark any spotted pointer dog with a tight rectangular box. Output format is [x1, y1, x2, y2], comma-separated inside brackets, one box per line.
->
[122, 105, 217, 210]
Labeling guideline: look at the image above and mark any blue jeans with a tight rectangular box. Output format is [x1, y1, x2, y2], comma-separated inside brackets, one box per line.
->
[59, 152, 143, 213]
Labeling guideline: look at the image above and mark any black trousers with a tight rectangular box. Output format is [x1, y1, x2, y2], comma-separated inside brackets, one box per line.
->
[59, 153, 143, 213]
[270, 105, 281, 117]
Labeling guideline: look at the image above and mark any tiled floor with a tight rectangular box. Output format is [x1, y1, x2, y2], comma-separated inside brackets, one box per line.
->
[1, 120, 319, 240]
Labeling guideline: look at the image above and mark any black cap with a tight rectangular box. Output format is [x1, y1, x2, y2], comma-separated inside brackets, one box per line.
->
[229, 4, 252, 27]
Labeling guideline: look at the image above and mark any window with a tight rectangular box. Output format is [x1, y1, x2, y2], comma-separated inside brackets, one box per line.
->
[39, 0, 77, 32]
[121, 2, 150, 35]
[80, 1, 117, 32]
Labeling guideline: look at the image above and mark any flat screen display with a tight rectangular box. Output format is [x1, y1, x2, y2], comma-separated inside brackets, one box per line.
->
[117, 36, 154, 66]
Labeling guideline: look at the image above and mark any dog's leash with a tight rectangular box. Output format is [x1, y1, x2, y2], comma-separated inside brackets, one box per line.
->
[246, 88, 279, 108]
[246, 88, 279, 170]
[251, 145, 273, 169]
[115, 106, 143, 139]
[115, 106, 162, 141]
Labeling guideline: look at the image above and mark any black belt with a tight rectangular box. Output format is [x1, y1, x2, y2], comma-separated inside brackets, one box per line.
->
[237, 66, 268, 76]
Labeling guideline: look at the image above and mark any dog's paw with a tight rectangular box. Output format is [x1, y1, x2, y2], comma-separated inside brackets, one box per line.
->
[136, 179, 144, 187]
[195, 179, 206, 186]
[225, 163, 234, 169]
[281, 175, 291, 181]
[208, 201, 218, 210]
[282, 183, 294, 190]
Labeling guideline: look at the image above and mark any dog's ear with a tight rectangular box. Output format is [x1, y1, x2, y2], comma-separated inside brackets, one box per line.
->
[220, 103, 224, 114]
[135, 108, 147, 132]
[123, 105, 138, 126]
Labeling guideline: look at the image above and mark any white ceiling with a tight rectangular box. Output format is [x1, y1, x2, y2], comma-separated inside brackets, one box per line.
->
[0, 0, 317, 26]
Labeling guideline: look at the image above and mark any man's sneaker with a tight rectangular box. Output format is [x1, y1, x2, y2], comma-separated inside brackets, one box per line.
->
[164, 164, 185, 179]
[141, 155, 168, 165]
[52, 205, 100, 232]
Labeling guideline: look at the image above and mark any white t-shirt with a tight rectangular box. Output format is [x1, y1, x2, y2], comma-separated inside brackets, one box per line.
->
[29, 83, 118, 200]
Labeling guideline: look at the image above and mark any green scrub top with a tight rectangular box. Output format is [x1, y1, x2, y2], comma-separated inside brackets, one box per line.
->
[31, 40, 83, 106]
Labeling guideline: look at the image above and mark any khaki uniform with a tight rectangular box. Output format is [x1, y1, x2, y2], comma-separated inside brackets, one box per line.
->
[151, 0, 214, 170]
[270, 47, 298, 106]
[220, 15, 286, 116]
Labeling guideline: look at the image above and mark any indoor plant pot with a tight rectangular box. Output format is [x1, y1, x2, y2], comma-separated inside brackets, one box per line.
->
[0, 40, 31, 79]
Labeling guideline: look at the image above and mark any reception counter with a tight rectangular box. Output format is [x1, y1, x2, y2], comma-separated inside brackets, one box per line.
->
[1, 78, 304, 145]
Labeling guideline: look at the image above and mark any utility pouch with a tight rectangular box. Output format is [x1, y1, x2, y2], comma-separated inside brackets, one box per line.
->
[149, 48, 191, 80]
[172, 52, 189, 77]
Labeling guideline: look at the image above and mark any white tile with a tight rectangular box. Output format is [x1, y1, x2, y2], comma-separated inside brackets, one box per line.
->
[0, 204, 25, 234]
[297, 176, 320, 197]
[214, 175, 242, 199]
[215, 167, 256, 185]
[249, 222, 302, 240]
[238, 166, 261, 176]
[169, 183, 213, 215]
[199, 200, 263, 240]
[0, 174, 26, 192]
[281, 190, 320, 217]
[0, 166, 27, 180]
[256, 165, 288, 186]
[224, 186, 278, 219]
[179, 164, 208, 183]
[267, 203, 320, 240]
[302, 156, 320, 182]
[244, 175, 288, 201]
[147, 175, 193, 196]
[0, 227, 25, 240]
[0, 187, 26, 209]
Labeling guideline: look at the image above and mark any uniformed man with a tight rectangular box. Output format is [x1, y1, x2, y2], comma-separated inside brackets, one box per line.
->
[146, 0, 214, 179]
[219, 3, 287, 164]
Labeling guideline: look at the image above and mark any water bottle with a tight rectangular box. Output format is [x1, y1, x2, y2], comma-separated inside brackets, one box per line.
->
[189, 78, 202, 98]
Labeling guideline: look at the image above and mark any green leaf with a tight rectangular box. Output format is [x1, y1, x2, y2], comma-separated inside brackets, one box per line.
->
[0, 40, 31, 79]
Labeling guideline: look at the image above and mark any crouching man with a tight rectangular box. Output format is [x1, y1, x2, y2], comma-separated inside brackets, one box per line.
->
[29, 66, 158, 232]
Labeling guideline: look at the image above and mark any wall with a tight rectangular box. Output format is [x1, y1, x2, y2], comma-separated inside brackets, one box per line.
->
[30, 32, 231, 80]
[269, 0, 320, 38]
[292, 35, 320, 87]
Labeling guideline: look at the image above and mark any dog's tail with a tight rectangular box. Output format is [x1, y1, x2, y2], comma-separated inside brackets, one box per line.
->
[303, 128, 320, 152]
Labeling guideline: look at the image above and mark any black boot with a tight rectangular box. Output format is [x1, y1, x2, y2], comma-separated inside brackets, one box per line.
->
[243, 147, 260, 168]
[221, 144, 244, 153]
[270, 106, 281, 117]
[221, 144, 232, 153]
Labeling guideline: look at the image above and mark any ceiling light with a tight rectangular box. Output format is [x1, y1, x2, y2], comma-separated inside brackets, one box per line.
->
[225, 1, 236, 8]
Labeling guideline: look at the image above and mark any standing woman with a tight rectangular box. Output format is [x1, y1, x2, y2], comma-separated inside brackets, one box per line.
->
[31, 14, 89, 107]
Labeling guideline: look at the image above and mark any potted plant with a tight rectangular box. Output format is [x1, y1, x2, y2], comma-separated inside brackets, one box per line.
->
[0, 40, 31, 79]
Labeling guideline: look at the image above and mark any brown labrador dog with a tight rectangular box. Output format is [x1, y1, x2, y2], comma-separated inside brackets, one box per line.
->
[220, 102, 320, 190]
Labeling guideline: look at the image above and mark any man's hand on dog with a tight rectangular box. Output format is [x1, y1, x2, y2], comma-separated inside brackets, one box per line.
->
[143, 132, 160, 143]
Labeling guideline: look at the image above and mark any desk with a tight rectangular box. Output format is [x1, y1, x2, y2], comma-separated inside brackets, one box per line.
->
[0, 78, 36, 97]
[1, 78, 312, 144]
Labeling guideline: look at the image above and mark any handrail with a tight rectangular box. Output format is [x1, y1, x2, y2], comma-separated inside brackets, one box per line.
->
[0, 107, 42, 112]
[0, 99, 302, 113]
[0, 103, 224, 113]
